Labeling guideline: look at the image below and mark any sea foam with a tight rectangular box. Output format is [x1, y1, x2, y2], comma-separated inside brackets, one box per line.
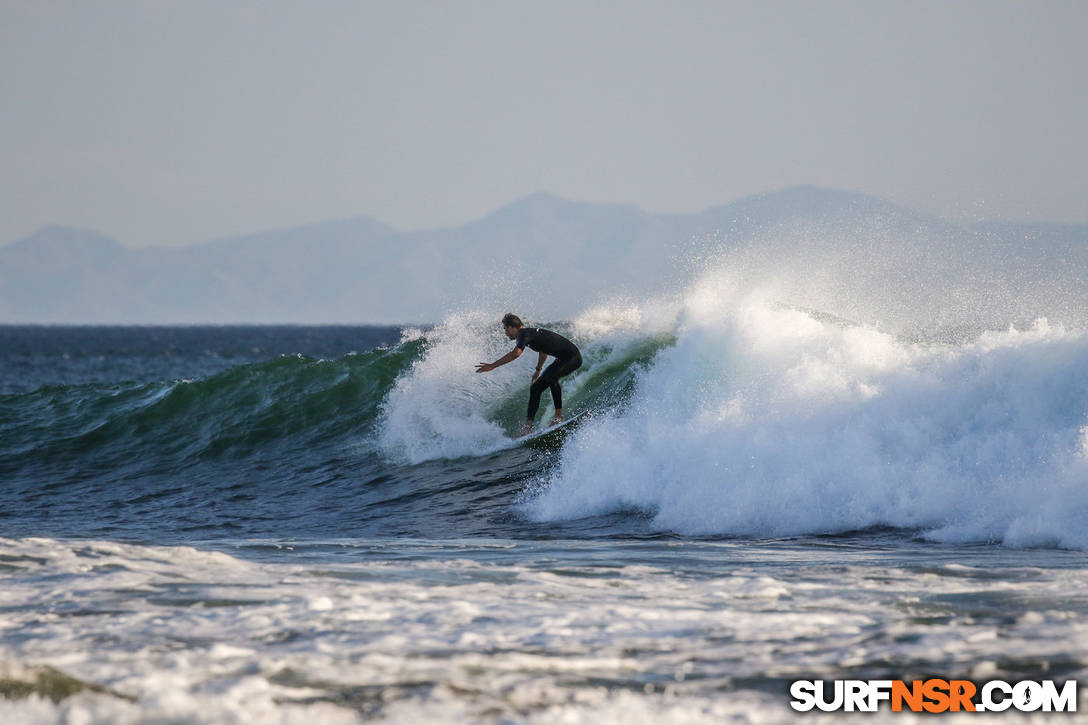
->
[378, 312, 515, 463]
[525, 270, 1088, 549]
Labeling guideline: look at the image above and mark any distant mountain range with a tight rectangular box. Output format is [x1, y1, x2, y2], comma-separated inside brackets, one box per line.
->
[2, 187, 1086, 329]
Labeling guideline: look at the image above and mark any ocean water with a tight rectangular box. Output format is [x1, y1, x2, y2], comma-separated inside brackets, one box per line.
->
[3, 283, 1088, 721]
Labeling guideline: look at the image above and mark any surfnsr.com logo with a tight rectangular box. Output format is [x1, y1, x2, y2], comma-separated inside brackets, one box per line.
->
[790, 679, 1078, 713]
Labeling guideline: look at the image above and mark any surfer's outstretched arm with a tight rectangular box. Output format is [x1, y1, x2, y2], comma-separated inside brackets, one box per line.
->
[475, 347, 522, 373]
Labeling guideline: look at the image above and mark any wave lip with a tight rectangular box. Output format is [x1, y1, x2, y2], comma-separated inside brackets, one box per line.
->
[526, 296, 1088, 550]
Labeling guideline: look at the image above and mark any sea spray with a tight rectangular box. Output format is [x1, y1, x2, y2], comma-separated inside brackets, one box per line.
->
[378, 312, 516, 463]
[524, 280, 1088, 549]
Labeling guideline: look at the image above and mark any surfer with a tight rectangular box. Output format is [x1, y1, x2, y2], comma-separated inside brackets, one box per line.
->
[475, 313, 583, 437]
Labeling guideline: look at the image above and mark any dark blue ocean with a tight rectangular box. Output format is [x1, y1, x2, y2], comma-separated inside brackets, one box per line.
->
[1, 321, 1086, 722]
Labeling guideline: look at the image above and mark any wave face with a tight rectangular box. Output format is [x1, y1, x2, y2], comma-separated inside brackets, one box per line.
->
[3, 345, 415, 468]
[0, 321, 670, 542]
[0, 328, 422, 540]
[524, 271, 1088, 549]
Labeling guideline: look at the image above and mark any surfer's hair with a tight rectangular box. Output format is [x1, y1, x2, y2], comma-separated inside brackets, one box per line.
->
[502, 313, 523, 329]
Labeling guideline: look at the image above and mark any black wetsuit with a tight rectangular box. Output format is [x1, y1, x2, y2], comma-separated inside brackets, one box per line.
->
[515, 327, 583, 421]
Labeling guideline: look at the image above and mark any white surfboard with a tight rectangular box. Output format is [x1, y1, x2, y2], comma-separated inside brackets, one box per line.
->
[516, 409, 590, 445]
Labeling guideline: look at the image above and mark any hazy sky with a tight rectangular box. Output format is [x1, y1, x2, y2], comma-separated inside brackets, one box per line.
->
[3, 0, 1086, 247]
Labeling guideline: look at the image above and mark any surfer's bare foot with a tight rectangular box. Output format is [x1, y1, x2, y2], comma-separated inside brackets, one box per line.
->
[515, 422, 534, 438]
[550, 415, 563, 426]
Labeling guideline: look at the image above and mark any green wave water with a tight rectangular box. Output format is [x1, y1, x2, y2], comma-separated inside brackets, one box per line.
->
[0, 326, 671, 542]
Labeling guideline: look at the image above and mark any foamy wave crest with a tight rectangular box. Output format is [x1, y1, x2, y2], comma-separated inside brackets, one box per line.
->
[378, 312, 516, 463]
[525, 275, 1088, 549]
